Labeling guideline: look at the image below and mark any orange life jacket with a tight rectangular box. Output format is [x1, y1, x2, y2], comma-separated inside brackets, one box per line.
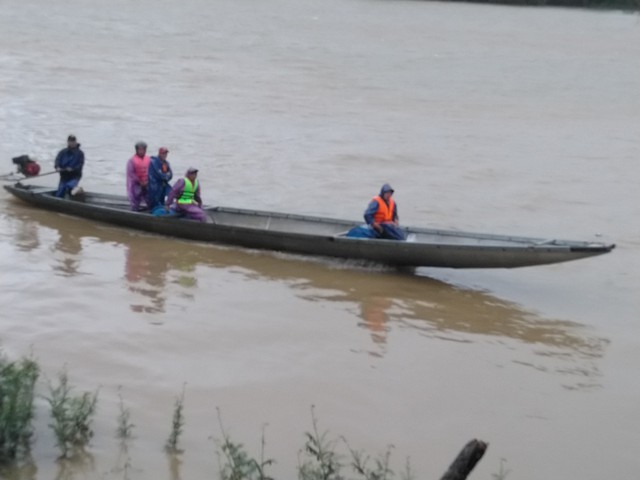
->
[372, 196, 395, 224]
[131, 154, 150, 184]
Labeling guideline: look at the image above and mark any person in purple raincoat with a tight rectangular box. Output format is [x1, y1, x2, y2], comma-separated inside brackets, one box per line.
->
[165, 167, 207, 222]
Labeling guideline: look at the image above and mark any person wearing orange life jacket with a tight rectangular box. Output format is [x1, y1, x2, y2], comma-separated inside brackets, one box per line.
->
[363, 183, 406, 240]
[165, 167, 207, 222]
[126, 141, 151, 211]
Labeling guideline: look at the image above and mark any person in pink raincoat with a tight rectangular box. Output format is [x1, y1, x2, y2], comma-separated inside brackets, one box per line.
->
[126, 141, 151, 211]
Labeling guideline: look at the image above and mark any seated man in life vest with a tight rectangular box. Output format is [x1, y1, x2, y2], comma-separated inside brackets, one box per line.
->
[363, 183, 406, 240]
[165, 167, 207, 222]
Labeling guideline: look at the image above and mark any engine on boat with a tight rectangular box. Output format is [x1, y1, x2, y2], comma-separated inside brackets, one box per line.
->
[12, 155, 41, 177]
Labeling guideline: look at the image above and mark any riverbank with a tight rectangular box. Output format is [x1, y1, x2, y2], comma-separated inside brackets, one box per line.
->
[435, 0, 639, 10]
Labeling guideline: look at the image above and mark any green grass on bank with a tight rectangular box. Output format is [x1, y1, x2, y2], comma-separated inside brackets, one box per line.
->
[0, 351, 499, 479]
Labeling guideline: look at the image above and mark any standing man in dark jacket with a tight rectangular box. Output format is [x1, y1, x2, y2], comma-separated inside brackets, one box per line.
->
[54, 134, 84, 198]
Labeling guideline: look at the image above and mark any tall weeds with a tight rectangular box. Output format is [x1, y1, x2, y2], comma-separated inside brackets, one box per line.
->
[215, 408, 274, 480]
[116, 387, 135, 442]
[45, 370, 98, 459]
[399, 457, 415, 480]
[346, 442, 394, 480]
[298, 406, 343, 480]
[0, 355, 39, 464]
[165, 385, 186, 453]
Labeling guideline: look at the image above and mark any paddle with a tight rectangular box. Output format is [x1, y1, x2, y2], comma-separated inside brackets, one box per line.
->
[0, 170, 58, 182]
[25, 170, 58, 178]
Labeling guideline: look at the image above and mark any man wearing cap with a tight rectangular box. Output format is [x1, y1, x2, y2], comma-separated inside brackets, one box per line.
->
[147, 147, 173, 213]
[165, 167, 207, 222]
[363, 183, 406, 240]
[126, 141, 151, 211]
[54, 135, 85, 198]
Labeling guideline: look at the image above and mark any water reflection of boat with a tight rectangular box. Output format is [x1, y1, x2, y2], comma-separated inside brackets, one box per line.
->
[253, 261, 608, 366]
[124, 239, 198, 314]
[5, 201, 607, 378]
[4, 201, 199, 315]
[3, 200, 82, 276]
[53, 229, 83, 277]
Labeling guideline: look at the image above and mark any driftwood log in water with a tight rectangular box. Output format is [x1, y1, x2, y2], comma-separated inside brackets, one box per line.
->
[440, 439, 488, 480]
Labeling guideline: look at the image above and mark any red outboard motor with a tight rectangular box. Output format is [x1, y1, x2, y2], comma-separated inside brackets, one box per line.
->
[12, 155, 41, 177]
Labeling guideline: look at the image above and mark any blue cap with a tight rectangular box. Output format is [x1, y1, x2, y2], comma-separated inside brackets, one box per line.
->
[380, 183, 394, 194]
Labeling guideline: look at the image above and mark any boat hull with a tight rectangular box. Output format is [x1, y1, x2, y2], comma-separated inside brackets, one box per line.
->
[3, 184, 614, 269]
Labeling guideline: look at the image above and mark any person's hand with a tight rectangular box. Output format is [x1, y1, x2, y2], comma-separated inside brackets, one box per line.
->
[372, 222, 383, 233]
[164, 204, 170, 212]
[55, 167, 61, 172]
[65, 167, 73, 172]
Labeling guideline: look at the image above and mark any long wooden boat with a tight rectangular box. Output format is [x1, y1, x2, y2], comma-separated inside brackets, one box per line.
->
[4, 183, 614, 269]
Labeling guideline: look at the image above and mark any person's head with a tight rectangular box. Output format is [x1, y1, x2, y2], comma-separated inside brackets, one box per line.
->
[379, 183, 394, 201]
[67, 134, 78, 148]
[135, 141, 147, 156]
[158, 147, 169, 161]
[186, 167, 198, 181]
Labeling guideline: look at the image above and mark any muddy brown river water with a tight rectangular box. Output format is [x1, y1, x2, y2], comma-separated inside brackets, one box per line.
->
[0, 0, 639, 479]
